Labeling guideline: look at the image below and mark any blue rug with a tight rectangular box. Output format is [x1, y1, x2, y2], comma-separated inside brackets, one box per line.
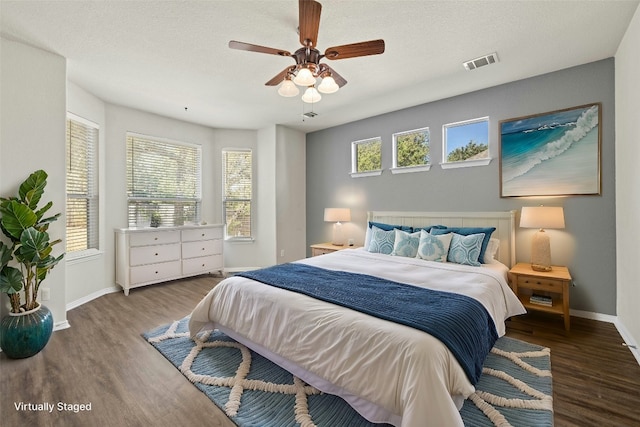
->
[144, 318, 553, 427]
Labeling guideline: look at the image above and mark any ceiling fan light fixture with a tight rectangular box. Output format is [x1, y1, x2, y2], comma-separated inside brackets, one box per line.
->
[318, 75, 339, 94]
[277, 78, 300, 97]
[293, 67, 316, 86]
[301, 86, 322, 103]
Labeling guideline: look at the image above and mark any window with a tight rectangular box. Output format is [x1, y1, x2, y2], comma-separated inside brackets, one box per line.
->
[66, 114, 99, 255]
[351, 137, 382, 177]
[442, 117, 491, 169]
[126, 133, 201, 227]
[222, 149, 252, 239]
[391, 127, 430, 173]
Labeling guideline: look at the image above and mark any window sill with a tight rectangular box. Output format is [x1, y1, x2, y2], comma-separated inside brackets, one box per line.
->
[66, 249, 104, 265]
[350, 170, 383, 178]
[440, 158, 492, 169]
[225, 237, 255, 243]
[390, 164, 431, 174]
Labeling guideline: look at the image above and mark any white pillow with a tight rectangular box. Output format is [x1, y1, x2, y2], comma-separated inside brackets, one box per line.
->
[416, 230, 453, 262]
[391, 229, 420, 257]
[484, 238, 500, 263]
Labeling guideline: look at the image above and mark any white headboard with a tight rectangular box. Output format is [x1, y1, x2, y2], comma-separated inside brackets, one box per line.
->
[367, 211, 517, 267]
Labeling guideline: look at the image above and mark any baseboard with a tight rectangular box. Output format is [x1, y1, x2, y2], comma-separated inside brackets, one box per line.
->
[571, 309, 640, 367]
[54, 320, 71, 331]
[66, 286, 121, 312]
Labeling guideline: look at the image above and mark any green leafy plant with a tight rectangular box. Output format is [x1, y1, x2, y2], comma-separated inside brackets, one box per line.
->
[0, 170, 64, 313]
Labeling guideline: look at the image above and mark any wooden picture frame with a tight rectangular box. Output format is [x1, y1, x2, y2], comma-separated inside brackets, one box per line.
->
[499, 103, 601, 197]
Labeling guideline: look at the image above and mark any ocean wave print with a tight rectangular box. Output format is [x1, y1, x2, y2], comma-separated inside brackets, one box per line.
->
[502, 105, 599, 183]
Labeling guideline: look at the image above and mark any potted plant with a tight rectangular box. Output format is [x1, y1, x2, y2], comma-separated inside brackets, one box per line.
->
[0, 170, 64, 358]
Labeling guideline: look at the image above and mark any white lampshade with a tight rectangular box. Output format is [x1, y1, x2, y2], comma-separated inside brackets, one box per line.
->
[324, 208, 351, 223]
[301, 86, 322, 103]
[324, 208, 351, 246]
[520, 206, 565, 230]
[520, 206, 565, 272]
[293, 67, 316, 86]
[318, 75, 339, 94]
[277, 79, 299, 97]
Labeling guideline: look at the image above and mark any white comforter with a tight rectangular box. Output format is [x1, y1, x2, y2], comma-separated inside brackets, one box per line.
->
[189, 248, 525, 427]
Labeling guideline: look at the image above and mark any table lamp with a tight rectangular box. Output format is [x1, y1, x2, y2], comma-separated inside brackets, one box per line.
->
[520, 206, 565, 272]
[324, 208, 351, 246]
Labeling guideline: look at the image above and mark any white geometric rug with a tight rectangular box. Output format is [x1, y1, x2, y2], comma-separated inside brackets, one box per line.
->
[144, 317, 553, 427]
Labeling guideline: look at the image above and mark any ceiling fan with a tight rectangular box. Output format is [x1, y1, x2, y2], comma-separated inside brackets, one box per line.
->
[229, 0, 385, 103]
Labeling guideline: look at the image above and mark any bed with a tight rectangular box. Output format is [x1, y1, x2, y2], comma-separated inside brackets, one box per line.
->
[189, 211, 526, 426]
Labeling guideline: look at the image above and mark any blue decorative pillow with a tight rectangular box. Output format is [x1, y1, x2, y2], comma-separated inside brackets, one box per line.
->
[412, 225, 447, 233]
[391, 229, 420, 257]
[447, 233, 484, 266]
[431, 227, 496, 264]
[367, 226, 396, 254]
[416, 230, 453, 262]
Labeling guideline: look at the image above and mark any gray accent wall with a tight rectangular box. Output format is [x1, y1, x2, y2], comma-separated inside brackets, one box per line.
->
[306, 58, 616, 315]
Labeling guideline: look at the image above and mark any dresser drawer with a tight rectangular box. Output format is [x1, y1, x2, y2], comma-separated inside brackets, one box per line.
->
[130, 260, 181, 285]
[129, 230, 180, 247]
[182, 227, 223, 242]
[182, 239, 222, 259]
[517, 275, 564, 292]
[182, 255, 223, 276]
[130, 243, 181, 266]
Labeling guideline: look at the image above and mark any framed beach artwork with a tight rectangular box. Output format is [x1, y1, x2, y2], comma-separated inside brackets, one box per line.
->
[499, 103, 601, 197]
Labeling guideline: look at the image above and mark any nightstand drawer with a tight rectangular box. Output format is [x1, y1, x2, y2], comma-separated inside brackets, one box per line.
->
[312, 248, 334, 256]
[517, 275, 564, 292]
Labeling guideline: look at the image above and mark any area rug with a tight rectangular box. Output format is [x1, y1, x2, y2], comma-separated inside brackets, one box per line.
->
[144, 317, 553, 427]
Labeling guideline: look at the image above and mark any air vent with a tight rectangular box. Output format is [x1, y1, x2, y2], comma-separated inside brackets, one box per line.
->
[463, 52, 499, 71]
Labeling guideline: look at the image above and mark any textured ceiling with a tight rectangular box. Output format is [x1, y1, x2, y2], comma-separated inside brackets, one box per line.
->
[1, 1, 638, 133]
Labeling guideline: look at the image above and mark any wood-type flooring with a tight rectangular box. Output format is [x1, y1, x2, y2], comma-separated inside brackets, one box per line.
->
[1, 276, 639, 426]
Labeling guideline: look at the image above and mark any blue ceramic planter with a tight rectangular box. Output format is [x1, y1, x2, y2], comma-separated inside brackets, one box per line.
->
[0, 304, 53, 359]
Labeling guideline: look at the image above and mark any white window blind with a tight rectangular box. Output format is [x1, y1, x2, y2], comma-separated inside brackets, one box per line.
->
[126, 133, 202, 227]
[66, 114, 99, 254]
[222, 149, 252, 239]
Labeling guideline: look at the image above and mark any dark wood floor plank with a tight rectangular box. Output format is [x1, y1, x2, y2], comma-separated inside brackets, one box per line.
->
[2, 276, 639, 427]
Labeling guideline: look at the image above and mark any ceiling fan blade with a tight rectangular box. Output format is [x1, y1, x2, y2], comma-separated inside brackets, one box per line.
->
[229, 40, 291, 57]
[324, 39, 385, 60]
[265, 66, 296, 86]
[319, 64, 347, 87]
[299, 0, 322, 47]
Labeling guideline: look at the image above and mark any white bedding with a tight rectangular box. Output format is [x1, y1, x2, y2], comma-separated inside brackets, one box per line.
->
[189, 248, 525, 427]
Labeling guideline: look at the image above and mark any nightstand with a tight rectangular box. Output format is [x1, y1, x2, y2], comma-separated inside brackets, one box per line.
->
[310, 242, 361, 256]
[509, 262, 572, 331]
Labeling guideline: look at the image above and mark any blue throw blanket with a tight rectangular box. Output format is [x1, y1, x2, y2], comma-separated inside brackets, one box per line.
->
[238, 263, 498, 384]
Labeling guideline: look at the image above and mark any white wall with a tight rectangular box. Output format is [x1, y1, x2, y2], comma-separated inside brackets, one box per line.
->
[276, 125, 306, 263]
[66, 82, 109, 306]
[0, 38, 68, 327]
[615, 5, 640, 359]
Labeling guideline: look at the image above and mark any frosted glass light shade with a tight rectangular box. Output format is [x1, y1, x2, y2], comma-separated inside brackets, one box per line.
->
[301, 86, 322, 103]
[293, 67, 316, 86]
[277, 79, 299, 97]
[318, 75, 339, 94]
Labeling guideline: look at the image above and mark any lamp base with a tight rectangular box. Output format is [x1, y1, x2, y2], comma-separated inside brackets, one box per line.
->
[331, 222, 345, 246]
[531, 263, 553, 272]
[530, 229, 552, 272]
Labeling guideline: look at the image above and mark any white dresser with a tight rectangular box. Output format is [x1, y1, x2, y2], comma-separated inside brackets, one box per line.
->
[115, 224, 224, 295]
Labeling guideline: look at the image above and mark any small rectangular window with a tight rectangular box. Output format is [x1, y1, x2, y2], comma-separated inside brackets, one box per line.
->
[222, 149, 252, 239]
[442, 117, 491, 169]
[66, 114, 99, 254]
[126, 133, 202, 227]
[351, 137, 382, 177]
[391, 127, 430, 173]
